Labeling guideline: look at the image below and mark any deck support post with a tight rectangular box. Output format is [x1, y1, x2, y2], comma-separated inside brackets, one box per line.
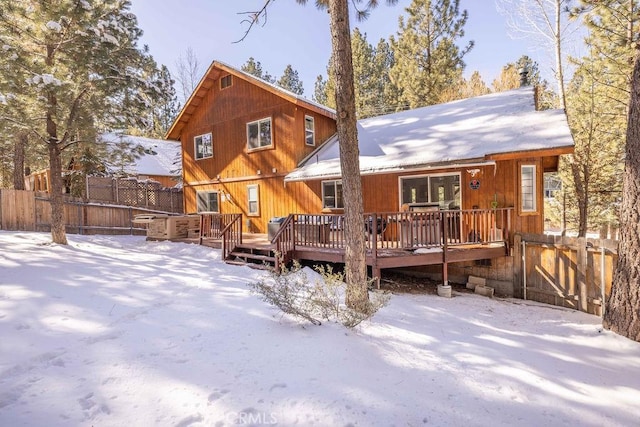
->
[442, 261, 449, 286]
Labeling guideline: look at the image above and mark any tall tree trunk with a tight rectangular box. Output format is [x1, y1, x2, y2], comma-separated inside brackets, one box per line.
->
[603, 48, 640, 342]
[328, 0, 369, 311]
[555, 0, 567, 111]
[46, 79, 68, 244]
[48, 140, 67, 244]
[13, 132, 26, 190]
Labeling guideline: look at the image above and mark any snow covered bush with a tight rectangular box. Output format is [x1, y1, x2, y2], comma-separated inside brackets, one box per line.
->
[249, 260, 390, 328]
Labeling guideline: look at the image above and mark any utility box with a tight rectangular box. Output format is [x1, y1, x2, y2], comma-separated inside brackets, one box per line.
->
[268, 217, 286, 240]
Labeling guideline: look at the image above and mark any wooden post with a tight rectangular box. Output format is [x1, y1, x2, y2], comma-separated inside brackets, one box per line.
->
[577, 236, 588, 312]
[442, 211, 449, 286]
[513, 234, 522, 299]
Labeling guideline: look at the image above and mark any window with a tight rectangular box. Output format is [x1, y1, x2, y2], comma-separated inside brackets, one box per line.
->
[194, 133, 213, 160]
[220, 74, 232, 89]
[247, 184, 259, 216]
[322, 180, 343, 209]
[521, 165, 537, 212]
[247, 118, 272, 150]
[544, 173, 562, 199]
[400, 173, 461, 209]
[305, 115, 315, 146]
[196, 191, 219, 213]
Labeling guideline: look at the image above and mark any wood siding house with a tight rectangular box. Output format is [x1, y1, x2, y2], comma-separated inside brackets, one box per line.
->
[285, 87, 575, 239]
[169, 62, 574, 291]
[166, 61, 337, 232]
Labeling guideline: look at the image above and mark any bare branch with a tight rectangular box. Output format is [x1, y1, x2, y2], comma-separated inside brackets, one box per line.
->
[234, 0, 276, 43]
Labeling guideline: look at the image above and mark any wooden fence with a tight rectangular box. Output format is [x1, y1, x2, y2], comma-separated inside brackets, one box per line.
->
[513, 233, 618, 316]
[0, 189, 178, 235]
[86, 176, 183, 213]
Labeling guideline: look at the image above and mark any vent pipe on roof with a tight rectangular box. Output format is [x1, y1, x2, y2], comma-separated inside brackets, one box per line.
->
[518, 67, 529, 87]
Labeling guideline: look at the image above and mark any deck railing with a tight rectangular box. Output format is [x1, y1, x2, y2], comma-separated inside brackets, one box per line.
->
[270, 214, 296, 271]
[288, 208, 513, 251]
[199, 213, 243, 258]
[200, 208, 513, 265]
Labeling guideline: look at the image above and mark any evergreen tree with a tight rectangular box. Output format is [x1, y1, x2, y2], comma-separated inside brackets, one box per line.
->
[558, 0, 639, 237]
[0, 0, 169, 244]
[557, 59, 625, 236]
[492, 55, 543, 92]
[313, 74, 329, 105]
[463, 71, 491, 97]
[390, 0, 473, 109]
[319, 30, 398, 117]
[241, 57, 275, 83]
[373, 38, 401, 114]
[276, 64, 304, 95]
[151, 65, 180, 138]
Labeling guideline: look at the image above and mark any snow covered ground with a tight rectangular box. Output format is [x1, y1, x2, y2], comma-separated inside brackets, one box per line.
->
[0, 231, 638, 427]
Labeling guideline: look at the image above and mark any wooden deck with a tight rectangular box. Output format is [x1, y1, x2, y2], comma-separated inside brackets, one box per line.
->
[198, 209, 512, 285]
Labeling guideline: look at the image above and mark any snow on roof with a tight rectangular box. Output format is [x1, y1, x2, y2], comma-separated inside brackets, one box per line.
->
[285, 87, 574, 181]
[101, 132, 181, 177]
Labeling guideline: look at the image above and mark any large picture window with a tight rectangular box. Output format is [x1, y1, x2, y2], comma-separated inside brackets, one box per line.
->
[247, 118, 272, 150]
[247, 184, 259, 216]
[400, 173, 461, 209]
[196, 191, 219, 213]
[521, 165, 537, 212]
[322, 180, 343, 209]
[194, 133, 212, 160]
[305, 115, 315, 146]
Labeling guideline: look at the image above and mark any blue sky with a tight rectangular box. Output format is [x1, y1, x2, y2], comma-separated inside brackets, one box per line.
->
[129, 0, 540, 97]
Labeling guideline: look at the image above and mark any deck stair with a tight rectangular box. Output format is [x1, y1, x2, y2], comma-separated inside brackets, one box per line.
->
[226, 244, 276, 269]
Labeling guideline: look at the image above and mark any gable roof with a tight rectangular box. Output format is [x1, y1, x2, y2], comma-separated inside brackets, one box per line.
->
[285, 87, 575, 182]
[101, 132, 181, 177]
[166, 60, 337, 140]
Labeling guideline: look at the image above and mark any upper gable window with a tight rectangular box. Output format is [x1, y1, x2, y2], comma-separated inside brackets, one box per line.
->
[305, 115, 315, 146]
[194, 133, 213, 160]
[220, 75, 232, 89]
[247, 118, 272, 150]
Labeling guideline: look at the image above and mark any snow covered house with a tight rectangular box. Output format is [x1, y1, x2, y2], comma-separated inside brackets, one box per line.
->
[99, 132, 181, 188]
[168, 60, 574, 288]
[25, 133, 181, 192]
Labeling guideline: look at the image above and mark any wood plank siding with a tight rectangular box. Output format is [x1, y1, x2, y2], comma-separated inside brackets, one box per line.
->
[177, 65, 336, 231]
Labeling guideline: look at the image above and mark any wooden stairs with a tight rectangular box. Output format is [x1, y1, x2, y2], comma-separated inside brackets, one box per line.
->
[226, 244, 277, 270]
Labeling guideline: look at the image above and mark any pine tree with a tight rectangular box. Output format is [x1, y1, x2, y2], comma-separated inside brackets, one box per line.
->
[241, 57, 275, 83]
[463, 71, 491, 97]
[559, 59, 625, 236]
[276, 64, 304, 95]
[318, 30, 398, 117]
[559, 0, 639, 237]
[313, 74, 329, 105]
[373, 37, 401, 114]
[390, 0, 473, 109]
[0, 0, 169, 244]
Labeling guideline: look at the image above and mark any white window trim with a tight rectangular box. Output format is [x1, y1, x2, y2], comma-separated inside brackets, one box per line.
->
[194, 132, 213, 160]
[246, 117, 273, 151]
[398, 172, 461, 209]
[196, 190, 219, 213]
[247, 184, 259, 216]
[521, 164, 537, 213]
[305, 115, 315, 146]
[322, 180, 343, 209]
